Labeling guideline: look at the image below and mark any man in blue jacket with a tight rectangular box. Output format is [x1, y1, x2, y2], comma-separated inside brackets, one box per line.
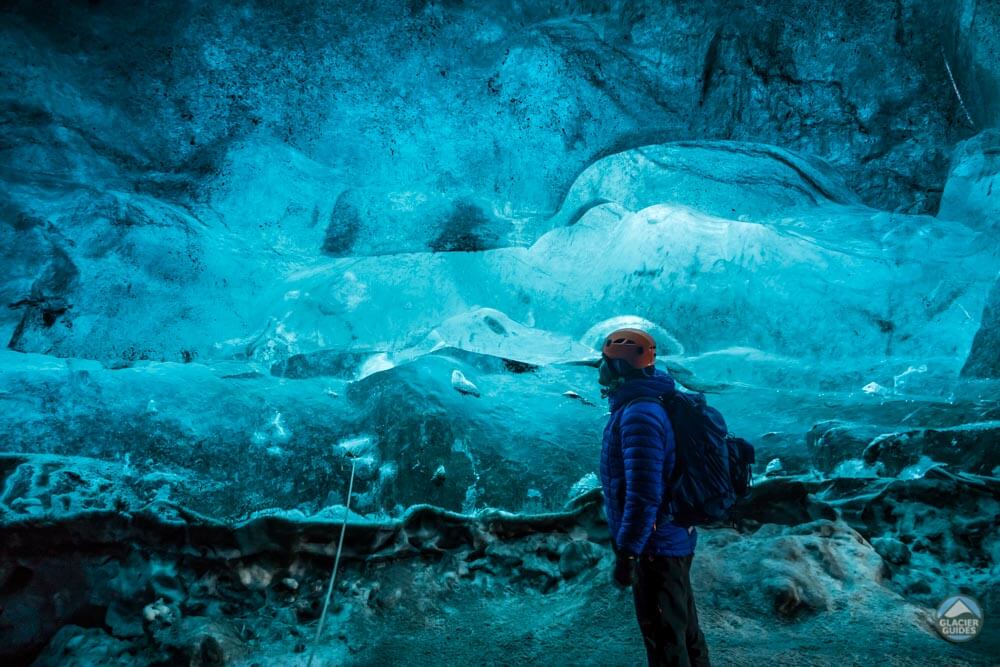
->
[598, 328, 710, 667]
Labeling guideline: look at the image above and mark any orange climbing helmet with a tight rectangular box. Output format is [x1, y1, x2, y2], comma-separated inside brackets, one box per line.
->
[602, 328, 656, 369]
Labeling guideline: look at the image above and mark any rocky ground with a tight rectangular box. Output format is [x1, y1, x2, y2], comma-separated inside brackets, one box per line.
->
[2, 449, 998, 665]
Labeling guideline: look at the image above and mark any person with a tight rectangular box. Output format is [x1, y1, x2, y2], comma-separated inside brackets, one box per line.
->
[598, 328, 711, 667]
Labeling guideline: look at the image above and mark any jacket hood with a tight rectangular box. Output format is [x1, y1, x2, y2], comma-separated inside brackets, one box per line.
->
[607, 368, 677, 412]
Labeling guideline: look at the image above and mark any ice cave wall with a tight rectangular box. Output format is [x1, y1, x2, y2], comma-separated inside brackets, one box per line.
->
[3, 0, 1000, 363]
[1, 0, 999, 519]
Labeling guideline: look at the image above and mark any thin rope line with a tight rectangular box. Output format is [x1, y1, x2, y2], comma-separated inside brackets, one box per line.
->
[943, 49, 976, 128]
[307, 457, 356, 667]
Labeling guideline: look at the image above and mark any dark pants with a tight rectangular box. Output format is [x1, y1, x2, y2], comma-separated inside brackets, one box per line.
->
[632, 554, 710, 667]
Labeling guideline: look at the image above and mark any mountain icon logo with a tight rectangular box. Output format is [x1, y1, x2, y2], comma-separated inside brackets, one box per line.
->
[935, 595, 984, 643]
[944, 599, 974, 618]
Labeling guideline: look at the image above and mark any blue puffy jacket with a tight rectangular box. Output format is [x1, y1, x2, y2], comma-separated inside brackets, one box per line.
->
[599, 368, 697, 557]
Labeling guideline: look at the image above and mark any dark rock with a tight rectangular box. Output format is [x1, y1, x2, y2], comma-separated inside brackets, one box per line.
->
[31, 625, 136, 666]
[861, 422, 1000, 475]
[0, 555, 92, 663]
[153, 617, 245, 666]
[105, 599, 145, 639]
[872, 537, 911, 565]
[200, 634, 225, 667]
[806, 421, 882, 473]
[731, 477, 838, 527]
[516, 553, 561, 591]
[750, 431, 811, 475]
[321, 190, 364, 256]
[962, 274, 1000, 379]
[502, 359, 537, 374]
[429, 200, 505, 253]
[6, 242, 79, 351]
[557, 540, 602, 580]
[764, 576, 827, 618]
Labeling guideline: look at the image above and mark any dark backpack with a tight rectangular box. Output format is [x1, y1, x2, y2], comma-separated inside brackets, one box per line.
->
[626, 391, 755, 526]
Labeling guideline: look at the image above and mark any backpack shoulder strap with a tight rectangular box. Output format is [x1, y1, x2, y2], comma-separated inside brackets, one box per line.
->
[618, 395, 671, 432]
[623, 395, 667, 409]
[613, 395, 663, 436]
[622, 395, 669, 418]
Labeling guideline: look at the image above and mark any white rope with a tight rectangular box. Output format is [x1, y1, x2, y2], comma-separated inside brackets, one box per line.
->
[943, 49, 976, 129]
[307, 457, 357, 667]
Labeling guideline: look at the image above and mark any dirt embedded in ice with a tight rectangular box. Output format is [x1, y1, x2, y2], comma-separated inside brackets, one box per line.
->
[6, 478, 996, 666]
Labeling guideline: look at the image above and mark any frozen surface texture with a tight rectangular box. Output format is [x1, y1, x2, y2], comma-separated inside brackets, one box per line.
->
[2, 0, 1000, 665]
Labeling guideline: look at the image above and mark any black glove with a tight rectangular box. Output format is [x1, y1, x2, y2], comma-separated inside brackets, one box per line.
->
[612, 551, 637, 589]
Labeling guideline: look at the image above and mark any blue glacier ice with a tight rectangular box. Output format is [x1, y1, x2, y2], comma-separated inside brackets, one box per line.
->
[0, 1, 999, 665]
